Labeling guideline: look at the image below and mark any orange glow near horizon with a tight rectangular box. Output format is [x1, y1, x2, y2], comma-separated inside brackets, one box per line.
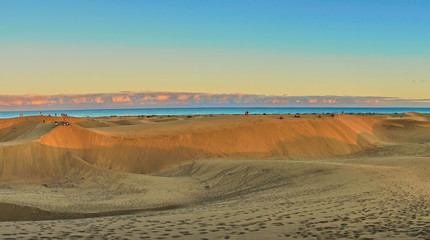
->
[1, 46, 429, 100]
[0, 91, 429, 109]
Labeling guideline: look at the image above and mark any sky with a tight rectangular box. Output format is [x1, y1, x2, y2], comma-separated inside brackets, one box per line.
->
[1, 0, 429, 109]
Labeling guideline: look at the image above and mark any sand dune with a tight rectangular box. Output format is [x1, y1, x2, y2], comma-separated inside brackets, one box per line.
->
[0, 121, 55, 144]
[0, 113, 426, 182]
[2, 114, 385, 180]
[0, 113, 429, 239]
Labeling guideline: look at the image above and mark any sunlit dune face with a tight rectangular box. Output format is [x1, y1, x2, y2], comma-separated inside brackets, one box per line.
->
[35, 115, 382, 158]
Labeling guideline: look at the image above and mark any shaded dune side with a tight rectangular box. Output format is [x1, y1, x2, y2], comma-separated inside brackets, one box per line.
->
[0, 202, 66, 222]
[0, 143, 103, 181]
[372, 118, 430, 143]
[0, 202, 160, 222]
[0, 121, 55, 143]
[0, 115, 381, 177]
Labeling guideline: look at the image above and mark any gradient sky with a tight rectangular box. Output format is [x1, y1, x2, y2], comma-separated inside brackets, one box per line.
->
[1, 0, 429, 102]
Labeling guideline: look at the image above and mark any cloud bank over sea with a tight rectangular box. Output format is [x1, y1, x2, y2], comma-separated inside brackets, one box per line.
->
[0, 92, 429, 111]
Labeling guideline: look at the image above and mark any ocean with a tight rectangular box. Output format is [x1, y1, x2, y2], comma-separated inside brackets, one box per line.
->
[0, 107, 430, 119]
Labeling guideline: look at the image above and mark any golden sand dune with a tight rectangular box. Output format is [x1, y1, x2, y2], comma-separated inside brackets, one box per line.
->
[1, 114, 385, 180]
[0, 113, 429, 239]
[1, 113, 427, 182]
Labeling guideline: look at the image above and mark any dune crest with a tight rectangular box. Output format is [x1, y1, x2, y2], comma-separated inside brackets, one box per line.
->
[0, 114, 387, 180]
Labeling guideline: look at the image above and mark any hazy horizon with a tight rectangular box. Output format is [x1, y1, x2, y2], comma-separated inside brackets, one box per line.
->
[0, 91, 430, 111]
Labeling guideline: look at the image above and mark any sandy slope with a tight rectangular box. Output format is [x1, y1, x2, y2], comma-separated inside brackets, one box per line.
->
[0, 113, 429, 239]
[2, 114, 383, 180]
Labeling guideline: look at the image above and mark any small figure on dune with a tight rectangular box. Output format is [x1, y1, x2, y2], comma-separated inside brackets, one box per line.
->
[294, 114, 300, 118]
[331, 113, 335, 117]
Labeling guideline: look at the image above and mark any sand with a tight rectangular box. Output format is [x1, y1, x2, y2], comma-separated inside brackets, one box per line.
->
[0, 113, 429, 239]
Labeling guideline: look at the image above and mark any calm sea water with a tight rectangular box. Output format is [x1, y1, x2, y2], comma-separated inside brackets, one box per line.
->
[0, 107, 429, 119]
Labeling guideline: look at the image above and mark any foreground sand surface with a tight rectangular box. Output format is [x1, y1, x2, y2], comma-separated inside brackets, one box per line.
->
[0, 113, 429, 239]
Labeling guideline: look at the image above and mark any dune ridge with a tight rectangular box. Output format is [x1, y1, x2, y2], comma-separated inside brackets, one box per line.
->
[1, 114, 385, 180]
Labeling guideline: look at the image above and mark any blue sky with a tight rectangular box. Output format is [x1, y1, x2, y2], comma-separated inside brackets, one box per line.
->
[1, 0, 429, 105]
[2, 0, 429, 55]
